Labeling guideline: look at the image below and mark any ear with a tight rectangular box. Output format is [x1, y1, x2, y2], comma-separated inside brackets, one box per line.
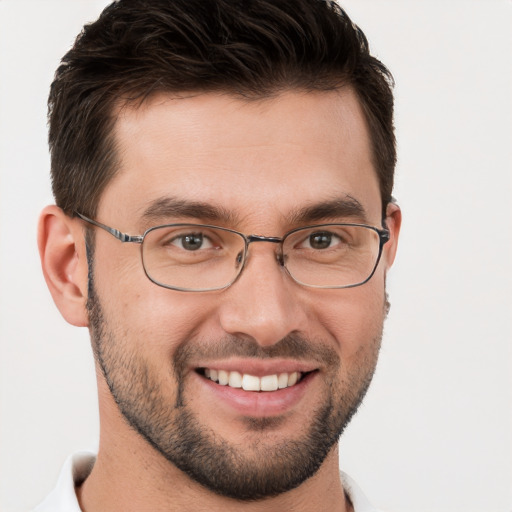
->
[382, 201, 402, 269]
[38, 205, 90, 327]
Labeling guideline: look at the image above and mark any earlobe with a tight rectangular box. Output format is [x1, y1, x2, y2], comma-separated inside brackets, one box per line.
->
[38, 205, 90, 327]
[383, 201, 402, 269]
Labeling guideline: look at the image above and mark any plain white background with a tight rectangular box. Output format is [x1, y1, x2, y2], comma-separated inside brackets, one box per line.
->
[0, 1, 511, 511]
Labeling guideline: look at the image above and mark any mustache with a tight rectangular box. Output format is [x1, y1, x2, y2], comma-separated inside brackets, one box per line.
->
[173, 334, 340, 373]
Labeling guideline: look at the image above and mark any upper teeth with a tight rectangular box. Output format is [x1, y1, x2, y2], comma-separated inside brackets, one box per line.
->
[204, 369, 301, 391]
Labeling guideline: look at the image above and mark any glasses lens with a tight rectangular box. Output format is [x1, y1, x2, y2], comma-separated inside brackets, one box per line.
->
[283, 225, 382, 288]
[142, 225, 246, 291]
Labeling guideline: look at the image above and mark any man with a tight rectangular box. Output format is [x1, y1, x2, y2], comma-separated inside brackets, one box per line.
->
[35, 0, 401, 510]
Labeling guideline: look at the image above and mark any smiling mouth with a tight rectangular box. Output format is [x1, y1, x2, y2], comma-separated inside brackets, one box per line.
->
[198, 368, 311, 392]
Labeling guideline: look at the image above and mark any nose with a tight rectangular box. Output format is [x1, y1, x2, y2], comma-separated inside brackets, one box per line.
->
[218, 243, 308, 347]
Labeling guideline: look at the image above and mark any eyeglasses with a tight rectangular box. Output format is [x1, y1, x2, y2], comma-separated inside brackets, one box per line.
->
[76, 212, 390, 292]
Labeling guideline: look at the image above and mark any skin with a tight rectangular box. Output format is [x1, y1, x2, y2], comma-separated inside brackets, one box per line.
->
[39, 88, 401, 512]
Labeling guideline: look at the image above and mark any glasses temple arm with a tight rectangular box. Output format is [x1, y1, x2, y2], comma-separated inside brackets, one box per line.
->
[74, 212, 143, 243]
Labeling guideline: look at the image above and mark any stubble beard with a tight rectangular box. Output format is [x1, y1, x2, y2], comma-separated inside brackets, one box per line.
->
[86, 272, 383, 501]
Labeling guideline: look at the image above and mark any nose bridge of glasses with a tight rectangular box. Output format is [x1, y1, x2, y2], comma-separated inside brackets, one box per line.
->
[247, 234, 282, 244]
[245, 235, 285, 265]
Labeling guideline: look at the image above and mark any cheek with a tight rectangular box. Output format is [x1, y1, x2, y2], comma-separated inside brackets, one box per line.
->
[310, 277, 386, 356]
[92, 247, 219, 355]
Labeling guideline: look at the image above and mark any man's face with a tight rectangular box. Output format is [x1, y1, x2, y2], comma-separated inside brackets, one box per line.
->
[87, 89, 398, 500]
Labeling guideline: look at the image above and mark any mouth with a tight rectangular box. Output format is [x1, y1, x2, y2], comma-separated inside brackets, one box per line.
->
[197, 368, 307, 391]
[194, 364, 319, 417]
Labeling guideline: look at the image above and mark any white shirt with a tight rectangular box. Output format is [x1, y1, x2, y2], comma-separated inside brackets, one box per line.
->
[33, 452, 384, 512]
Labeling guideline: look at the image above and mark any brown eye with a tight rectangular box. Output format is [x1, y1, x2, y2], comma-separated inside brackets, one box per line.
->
[308, 232, 336, 250]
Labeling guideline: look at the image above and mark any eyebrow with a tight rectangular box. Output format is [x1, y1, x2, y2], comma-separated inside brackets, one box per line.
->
[288, 196, 368, 225]
[140, 197, 239, 225]
[139, 194, 368, 230]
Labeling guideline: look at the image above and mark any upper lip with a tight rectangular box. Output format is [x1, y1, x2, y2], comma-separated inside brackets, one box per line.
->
[193, 358, 319, 377]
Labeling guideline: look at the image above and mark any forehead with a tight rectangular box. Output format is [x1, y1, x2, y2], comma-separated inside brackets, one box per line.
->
[101, 89, 381, 228]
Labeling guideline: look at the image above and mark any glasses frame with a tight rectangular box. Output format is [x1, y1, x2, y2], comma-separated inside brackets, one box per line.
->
[75, 212, 390, 292]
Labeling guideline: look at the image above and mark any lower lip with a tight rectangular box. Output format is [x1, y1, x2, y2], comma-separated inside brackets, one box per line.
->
[197, 371, 316, 417]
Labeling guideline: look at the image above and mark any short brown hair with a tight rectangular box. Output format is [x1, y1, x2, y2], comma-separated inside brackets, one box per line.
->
[49, 0, 396, 218]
